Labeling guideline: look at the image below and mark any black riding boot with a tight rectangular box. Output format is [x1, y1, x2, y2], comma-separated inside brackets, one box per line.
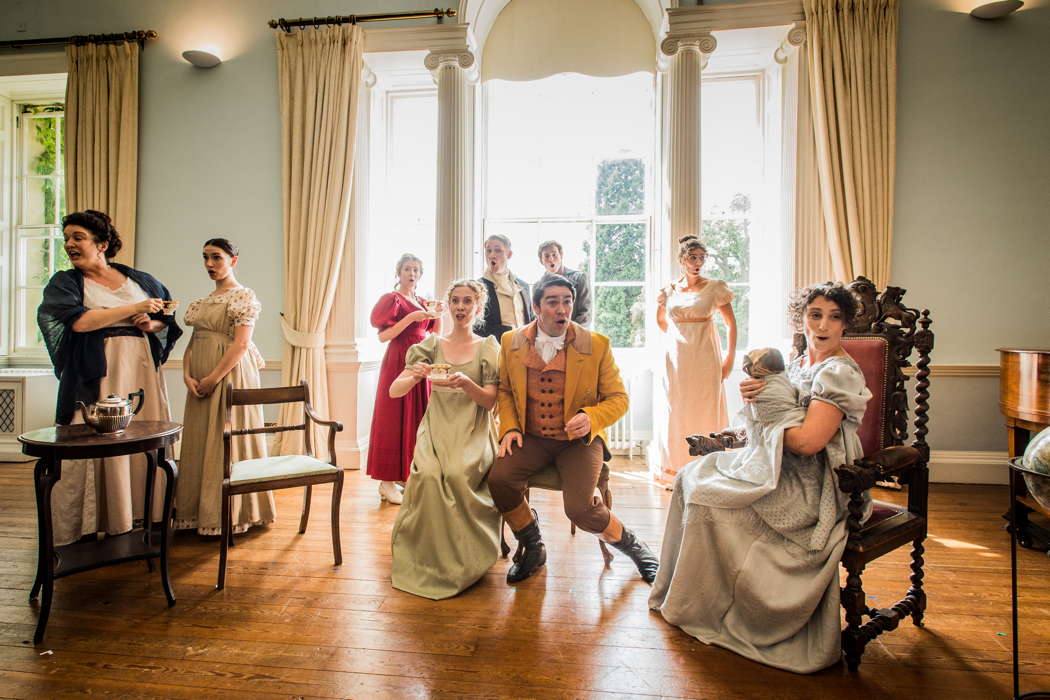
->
[610, 527, 659, 583]
[507, 511, 546, 584]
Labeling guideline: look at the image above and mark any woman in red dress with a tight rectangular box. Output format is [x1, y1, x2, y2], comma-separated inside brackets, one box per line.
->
[367, 254, 442, 504]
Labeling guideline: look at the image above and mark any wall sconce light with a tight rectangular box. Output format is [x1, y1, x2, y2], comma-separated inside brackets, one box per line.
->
[970, 1, 1023, 19]
[181, 49, 222, 68]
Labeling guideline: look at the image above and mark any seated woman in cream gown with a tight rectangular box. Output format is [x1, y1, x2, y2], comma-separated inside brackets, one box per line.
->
[650, 283, 872, 673]
[388, 279, 501, 599]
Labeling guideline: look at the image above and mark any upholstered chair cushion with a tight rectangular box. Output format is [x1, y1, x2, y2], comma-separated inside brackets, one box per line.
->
[842, 336, 890, 457]
[859, 500, 907, 531]
[230, 455, 339, 486]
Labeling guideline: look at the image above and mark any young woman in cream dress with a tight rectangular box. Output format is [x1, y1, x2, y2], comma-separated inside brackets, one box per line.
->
[176, 238, 274, 535]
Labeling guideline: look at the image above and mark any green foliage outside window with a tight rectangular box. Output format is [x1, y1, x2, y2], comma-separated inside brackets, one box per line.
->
[595, 286, 645, 347]
[595, 158, 644, 215]
[595, 223, 644, 282]
[25, 109, 69, 287]
[21, 105, 67, 349]
[702, 193, 751, 350]
[593, 158, 646, 347]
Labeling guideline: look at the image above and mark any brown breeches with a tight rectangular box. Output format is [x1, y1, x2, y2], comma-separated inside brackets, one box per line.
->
[489, 434, 611, 534]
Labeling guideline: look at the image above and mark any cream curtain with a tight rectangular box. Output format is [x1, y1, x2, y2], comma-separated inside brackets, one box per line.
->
[274, 24, 363, 454]
[793, 45, 834, 288]
[804, 0, 898, 287]
[64, 41, 140, 265]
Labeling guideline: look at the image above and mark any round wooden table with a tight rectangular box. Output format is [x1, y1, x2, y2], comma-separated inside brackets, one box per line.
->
[18, 421, 181, 644]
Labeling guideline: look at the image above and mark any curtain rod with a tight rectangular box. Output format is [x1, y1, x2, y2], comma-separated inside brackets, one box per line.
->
[0, 30, 158, 51]
[268, 8, 456, 31]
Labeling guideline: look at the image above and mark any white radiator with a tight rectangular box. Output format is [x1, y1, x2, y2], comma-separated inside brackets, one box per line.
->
[605, 375, 640, 458]
[0, 368, 59, 461]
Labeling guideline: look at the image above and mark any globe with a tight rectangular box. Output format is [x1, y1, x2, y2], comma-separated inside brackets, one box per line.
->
[1022, 425, 1050, 512]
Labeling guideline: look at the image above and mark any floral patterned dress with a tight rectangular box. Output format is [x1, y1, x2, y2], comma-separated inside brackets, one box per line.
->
[176, 287, 275, 534]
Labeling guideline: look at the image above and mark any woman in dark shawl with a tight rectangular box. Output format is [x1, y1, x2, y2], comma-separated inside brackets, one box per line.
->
[37, 210, 182, 545]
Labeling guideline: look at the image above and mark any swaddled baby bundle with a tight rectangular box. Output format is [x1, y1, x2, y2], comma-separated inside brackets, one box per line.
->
[680, 348, 808, 508]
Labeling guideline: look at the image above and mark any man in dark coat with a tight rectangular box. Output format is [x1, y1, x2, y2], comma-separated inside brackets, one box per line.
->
[537, 240, 591, 326]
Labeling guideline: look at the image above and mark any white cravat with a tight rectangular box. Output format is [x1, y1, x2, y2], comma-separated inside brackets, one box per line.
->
[535, 326, 567, 364]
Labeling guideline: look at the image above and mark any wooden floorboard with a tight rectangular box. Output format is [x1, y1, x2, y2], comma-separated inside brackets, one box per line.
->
[0, 458, 1047, 699]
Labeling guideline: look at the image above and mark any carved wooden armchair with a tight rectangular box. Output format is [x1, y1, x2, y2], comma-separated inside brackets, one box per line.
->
[688, 276, 934, 670]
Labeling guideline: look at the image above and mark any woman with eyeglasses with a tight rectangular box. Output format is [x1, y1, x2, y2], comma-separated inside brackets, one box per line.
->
[651, 235, 737, 485]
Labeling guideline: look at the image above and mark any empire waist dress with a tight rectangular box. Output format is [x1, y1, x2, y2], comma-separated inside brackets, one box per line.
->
[651, 278, 734, 484]
[175, 287, 275, 535]
[50, 277, 173, 546]
[366, 292, 437, 483]
[390, 335, 501, 599]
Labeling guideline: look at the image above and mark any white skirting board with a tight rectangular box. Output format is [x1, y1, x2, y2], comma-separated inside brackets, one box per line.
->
[928, 450, 1009, 485]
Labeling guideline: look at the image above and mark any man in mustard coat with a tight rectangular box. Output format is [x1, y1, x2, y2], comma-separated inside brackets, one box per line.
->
[490, 275, 659, 584]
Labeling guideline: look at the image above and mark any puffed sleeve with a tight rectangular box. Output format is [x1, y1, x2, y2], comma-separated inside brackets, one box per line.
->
[713, 279, 734, 307]
[405, 334, 436, 367]
[370, 293, 401, 330]
[228, 288, 261, 327]
[811, 359, 873, 426]
[479, 335, 500, 386]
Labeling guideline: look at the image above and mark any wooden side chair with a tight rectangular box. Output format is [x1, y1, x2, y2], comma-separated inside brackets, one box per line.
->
[217, 380, 344, 590]
[688, 276, 934, 670]
[499, 463, 616, 568]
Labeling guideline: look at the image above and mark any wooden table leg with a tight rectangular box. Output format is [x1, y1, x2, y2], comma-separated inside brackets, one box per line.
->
[29, 458, 47, 601]
[143, 448, 156, 573]
[33, 456, 59, 644]
[157, 446, 177, 607]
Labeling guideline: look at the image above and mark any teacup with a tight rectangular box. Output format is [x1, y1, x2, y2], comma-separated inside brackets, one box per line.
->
[425, 300, 440, 314]
[430, 363, 451, 381]
[160, 300, 179, 314]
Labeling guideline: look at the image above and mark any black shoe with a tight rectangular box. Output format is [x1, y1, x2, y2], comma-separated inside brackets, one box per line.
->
[507, 511, 546, 584]
[610, 527, 658, 583]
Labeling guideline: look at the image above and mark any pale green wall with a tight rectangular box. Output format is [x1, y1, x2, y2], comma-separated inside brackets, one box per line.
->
[893, 0, 1050, 365]
[893, 1, 1049, 453]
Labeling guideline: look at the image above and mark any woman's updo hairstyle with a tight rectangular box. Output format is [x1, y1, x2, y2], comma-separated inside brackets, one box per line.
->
[395, 253, 424, 278]
[787, 281, 859, 329]
[445, 278, 488, 326]
[677, 234, 707, 260]
[204, 238, 239, 257]
[62, 209, 122, 259]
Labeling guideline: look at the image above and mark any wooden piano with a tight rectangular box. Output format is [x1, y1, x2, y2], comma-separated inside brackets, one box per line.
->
[999, 348, 1050, 548]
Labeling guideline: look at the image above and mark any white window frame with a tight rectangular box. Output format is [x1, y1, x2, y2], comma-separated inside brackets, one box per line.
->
[480, 74, 659, 356]
[13, 106, 65, 355]
[355, 51, 439, 353]
[0, 74, 67, 364]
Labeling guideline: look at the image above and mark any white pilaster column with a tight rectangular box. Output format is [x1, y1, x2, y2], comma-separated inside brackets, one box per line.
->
[426, 49, 476, 297]
[661, 32, 716, 268]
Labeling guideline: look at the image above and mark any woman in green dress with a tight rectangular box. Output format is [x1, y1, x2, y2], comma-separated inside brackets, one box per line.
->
[389, 279, 501, 599]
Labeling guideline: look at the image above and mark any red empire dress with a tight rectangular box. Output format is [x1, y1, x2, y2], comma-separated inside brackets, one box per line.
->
[366, 292, 437, 482]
